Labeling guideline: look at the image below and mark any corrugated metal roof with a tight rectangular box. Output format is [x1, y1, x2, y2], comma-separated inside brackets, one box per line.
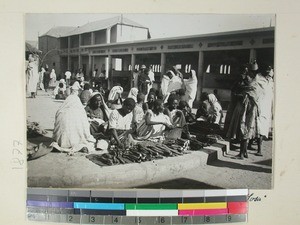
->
[40, 26, 76, 38]
[61, 16, 148, 37]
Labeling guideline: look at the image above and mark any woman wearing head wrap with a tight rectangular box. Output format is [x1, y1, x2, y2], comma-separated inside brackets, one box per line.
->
[52, 94, 96, 154]
[226, 62, 264, 159]
[107, 85, 123, 109]
[207, 93, 223, 124]
[26, 55, 39, 98]
[127, 87, 139, 103]
[85, 92, 109, 137]
[183, 70, 198, 108]
[53, 79, 66, 97]
[49, 69, 57, 88]
[39, 67, 46, 91]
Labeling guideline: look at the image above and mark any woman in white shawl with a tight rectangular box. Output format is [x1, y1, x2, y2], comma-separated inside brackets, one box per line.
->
[207, 93, 223, 124]
[26, 55, 39, 98]
[49, 69, 57, 87]
[108, 85, 123, 109]
[53, 79, 67, 96]
[127, 87, 139, 103]
[183, 70, 198, 108]
[52, 94, 96, 154]
[39, 67, 45, 91]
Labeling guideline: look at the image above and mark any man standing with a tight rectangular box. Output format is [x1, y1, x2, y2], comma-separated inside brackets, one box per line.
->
[43, 65, 51, 93]
[138, 67, 151, 95]
[148, 66, 155, 93]
[65, 69, 72, 87]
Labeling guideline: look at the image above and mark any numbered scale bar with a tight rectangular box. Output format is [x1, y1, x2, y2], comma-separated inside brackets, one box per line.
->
[27, 188, 248, 224]
[27, 214, 247, 224]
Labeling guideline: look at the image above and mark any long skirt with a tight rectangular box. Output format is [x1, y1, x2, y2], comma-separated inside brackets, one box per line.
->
[226, 96, 259, 140]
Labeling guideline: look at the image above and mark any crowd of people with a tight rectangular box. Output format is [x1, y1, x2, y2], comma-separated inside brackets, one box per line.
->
[26, 56, 274, 159]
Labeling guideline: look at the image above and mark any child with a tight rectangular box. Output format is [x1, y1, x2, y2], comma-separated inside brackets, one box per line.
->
[55, 83, 66, 100]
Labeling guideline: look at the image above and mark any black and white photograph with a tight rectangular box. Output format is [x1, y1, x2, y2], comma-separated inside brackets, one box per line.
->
[26, 13, 275, 189]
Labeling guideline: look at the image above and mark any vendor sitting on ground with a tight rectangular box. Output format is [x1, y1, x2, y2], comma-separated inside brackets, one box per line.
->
[53, 79, 66, 100]
[54, 82, 66, 100]
[143, 91, 156, 112]
[163, 94, 186, 128]
[108, 98, 136, 149]
[132, 93, 145, 130]
[163, 94, 189, 139]
[137, 99, 174, 140]
[85, 92, 109, 138]
[191, 93, 223, 135]
[107, 85, 123, 109]
[80, 83, 92, 105]
[52, 94, 96, 154]
[177, 100, 196, 124]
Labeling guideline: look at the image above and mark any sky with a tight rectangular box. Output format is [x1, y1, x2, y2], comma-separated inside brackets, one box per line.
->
[25, 13, 275, 42]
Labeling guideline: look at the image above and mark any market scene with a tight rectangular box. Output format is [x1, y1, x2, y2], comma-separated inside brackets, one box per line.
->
[26, 14, 274, 189]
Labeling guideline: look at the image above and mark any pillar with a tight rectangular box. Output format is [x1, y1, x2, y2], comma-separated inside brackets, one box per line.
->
[106, 27, 111, 44]
[131, 54, 136, 70]
[79, 34, 82, 47]
[249, 48, 257, 63]
[91, 32, 95, 45]
[67, 37, 71, 70]
[106, 55, 112, 88]
[130, 54, 136, 88]
[196, 51, 204, 102]
[160, 52, 166, 77]
[78, 55, 82, 70]
[88, 55, 92, 78]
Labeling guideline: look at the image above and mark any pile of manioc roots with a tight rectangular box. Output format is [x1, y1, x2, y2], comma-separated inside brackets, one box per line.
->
[86, 137, 217, 167]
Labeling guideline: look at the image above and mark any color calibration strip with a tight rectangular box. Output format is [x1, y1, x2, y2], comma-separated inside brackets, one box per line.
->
[27, 188, 248, 224]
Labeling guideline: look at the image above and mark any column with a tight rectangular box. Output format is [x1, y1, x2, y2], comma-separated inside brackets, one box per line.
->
[67, 56, 70, 71]
[78, 55, 81, 70]
[160, 52, 166, 77]
[249, 48, 257, 63]
[79, 34, 82, 47]
[67, 37, 71, 70]
[91, 32, 95, 45]
[88, 55, 92, 79]
[196, 51, 204, 102]
[131, 54, 136, 88]
[106, 55, 112, 89]
[106, 27, 111, 44]
[131, 54, 136, 70]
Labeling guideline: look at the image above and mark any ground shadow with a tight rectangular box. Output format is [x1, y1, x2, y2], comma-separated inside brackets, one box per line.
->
[208, 159, 272, 173]
[254, 159, 272, 167]
[28, 135, 53, 147]
[27, 135, 54, 161]
[136, 178, 223, 189]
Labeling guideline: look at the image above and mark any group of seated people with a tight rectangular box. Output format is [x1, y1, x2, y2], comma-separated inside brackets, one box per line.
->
[51, 83, 223, 154]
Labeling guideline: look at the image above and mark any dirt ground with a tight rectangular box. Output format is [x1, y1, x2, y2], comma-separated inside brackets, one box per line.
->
[27, 90, 272, 189]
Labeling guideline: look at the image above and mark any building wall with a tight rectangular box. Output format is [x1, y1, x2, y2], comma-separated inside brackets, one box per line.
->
[81, 33, 91, 46]
[39, 36, 61, 75]
[93, 56, 106, 72]
[94, 30, 107, 44]
[110, 25, 118, 43]
[70, 35, 79, 48]
[116, 24, 148, 42]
